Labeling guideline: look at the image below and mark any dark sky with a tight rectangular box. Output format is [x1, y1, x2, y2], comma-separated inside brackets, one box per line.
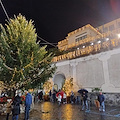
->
[0, 0, 120, 48]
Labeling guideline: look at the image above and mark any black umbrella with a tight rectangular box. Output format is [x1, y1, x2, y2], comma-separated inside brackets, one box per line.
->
[78, 89, 88, 94]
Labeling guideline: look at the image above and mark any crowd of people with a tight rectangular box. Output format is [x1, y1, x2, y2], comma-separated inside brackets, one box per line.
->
[5, 90, 32, 120]
[0, 89, 106, 120]
[35, 89, 105, 112]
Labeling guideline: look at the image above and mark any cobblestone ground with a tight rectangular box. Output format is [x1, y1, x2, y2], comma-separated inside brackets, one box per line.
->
[1, 102, 120, 120]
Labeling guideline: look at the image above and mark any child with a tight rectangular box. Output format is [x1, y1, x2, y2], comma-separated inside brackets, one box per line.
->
[70, 91, 74, 104]
[63, 93, 67, 104]
[57, 94, 62, 105]
[6, 99, 12, 120]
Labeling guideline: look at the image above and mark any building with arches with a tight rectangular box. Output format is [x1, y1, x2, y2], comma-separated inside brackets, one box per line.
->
[52, 18, 120, 95]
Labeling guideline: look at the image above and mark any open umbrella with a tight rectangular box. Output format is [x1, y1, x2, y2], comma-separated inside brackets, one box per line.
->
[78, 89, 88, 94]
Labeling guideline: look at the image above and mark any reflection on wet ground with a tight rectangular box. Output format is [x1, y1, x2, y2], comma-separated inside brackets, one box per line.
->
[1, 102, 120, 120]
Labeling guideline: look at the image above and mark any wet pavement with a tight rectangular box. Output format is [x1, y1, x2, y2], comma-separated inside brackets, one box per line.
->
[1, 102, 120, 120]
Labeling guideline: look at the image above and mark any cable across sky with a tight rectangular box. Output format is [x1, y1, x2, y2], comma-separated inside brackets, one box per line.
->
[0, 0, 57, 48]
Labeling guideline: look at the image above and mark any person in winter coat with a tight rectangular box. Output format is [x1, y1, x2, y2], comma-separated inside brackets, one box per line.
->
[70, 91, 74, 104]
[57, 94, 62, 105]
[75, 92, 81, 104]
[38, 91, 43, 102]
[98, 92, 105, 112]
[63, 92, 67, 104]
[82, 91, 88, 110]
[6, 99, 12, 120]
[49, 90, 52, 102]
[52, 90, 56, 103]
[24, 91, 32, 120]
[12, 94, 22, 120]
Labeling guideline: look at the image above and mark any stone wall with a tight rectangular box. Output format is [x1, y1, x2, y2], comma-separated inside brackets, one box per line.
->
[54, 47, 120, 93]
[53, 48, 120, 106]
[89, 92, 120, 106]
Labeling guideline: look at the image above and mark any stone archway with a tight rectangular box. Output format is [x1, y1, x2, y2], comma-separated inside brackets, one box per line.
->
[53, 73, 66, 91]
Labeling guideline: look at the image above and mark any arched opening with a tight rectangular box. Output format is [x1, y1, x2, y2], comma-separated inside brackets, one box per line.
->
[53, 74, 66, 91]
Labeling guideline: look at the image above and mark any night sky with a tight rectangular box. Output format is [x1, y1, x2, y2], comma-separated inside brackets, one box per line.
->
[0, 0, 120, 48]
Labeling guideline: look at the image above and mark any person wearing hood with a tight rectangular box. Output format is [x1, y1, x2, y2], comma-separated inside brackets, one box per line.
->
[24, 90, 32, 120]
[12, 94, 22, 120]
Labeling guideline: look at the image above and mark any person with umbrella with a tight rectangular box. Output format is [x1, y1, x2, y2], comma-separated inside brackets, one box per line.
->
[78, 89, 88, 111]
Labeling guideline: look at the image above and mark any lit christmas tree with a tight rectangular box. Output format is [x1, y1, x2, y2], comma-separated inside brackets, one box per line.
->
[62, 78, 73, 96]
[0, 14, 56, 92]
[43, 81, 52, 95]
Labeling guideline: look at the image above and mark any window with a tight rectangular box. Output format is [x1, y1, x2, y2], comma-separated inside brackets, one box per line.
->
[75, 35, 87, 42]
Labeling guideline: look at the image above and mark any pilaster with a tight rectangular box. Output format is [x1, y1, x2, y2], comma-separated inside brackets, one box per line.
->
[99, 54, 115, 92]
[70, 61, 78, 84]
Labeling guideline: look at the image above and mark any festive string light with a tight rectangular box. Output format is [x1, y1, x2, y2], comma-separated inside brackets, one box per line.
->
[97, 41, 101, 43]
[106, 38, 109, 41]
[43, 81, 52, 95]
[62, 78, 73, 96]
[91, 43, 94, 45]
[53, 38, 120, 62]
[118, 34, 120, 38]
[82, 46, 85, 48]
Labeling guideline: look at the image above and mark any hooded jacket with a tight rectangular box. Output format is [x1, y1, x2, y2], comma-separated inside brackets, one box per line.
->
[25, 93, 32, 106]
[98, 94, 105, 103]
[12, 95, 22, 115]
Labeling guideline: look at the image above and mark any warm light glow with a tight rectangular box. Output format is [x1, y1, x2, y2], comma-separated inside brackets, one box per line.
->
[118, 34, 120, 38]
[62, 78, 73, 96]
[52, 38, 120, 62]
[90, 43, 94, 45]
[43, 81, 52, 95]
[63, 104, 73, 120]
[106, 38, 109, 41]
[97, 41, 101, 43]
[41, 102, 52, 120]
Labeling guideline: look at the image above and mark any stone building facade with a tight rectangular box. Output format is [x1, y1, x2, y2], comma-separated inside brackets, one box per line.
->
[52, 18, 120, 105]
[54, 48, 120, 93]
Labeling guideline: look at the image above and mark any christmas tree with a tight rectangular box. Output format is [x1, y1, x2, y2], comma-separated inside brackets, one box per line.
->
[0, 14, 56, 91]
